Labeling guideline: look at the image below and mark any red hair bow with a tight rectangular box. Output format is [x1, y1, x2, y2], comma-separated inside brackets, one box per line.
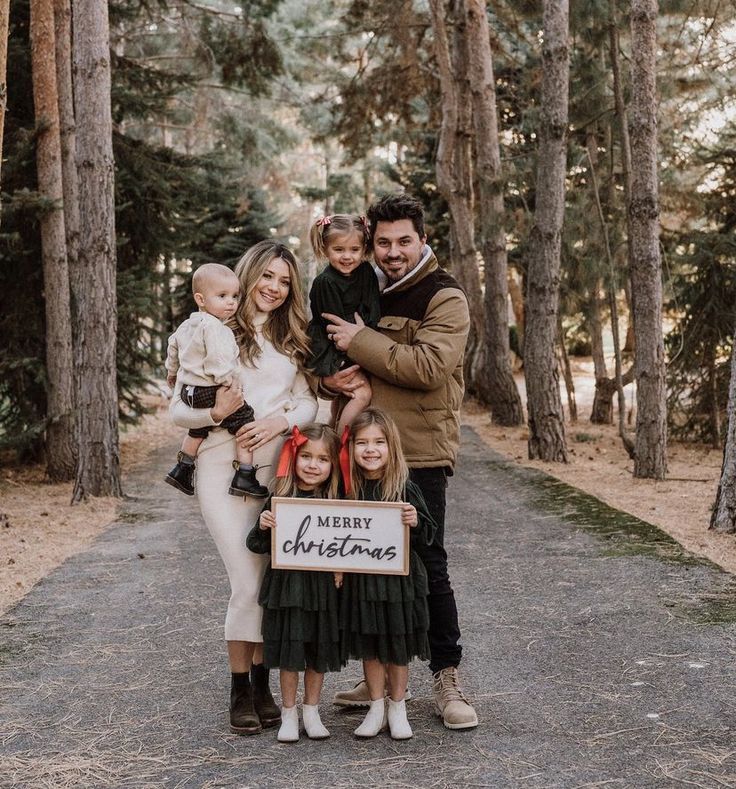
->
[339, 425, 351, 496]
[316, 215, 332, 227]
[276, 426, 309, 478]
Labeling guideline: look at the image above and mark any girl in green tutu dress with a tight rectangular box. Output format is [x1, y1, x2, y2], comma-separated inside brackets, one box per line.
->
[246, 423, 344, 742]
[340, 408, 436, 740]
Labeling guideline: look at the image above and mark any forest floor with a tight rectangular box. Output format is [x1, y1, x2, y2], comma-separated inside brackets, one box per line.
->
[0, 359, 731, 617]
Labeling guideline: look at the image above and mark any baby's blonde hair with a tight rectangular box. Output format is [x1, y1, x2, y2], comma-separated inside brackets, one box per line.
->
[309, 214, 370, 262]
[348, 408, 408, 502]
[191, 263, 239, 296]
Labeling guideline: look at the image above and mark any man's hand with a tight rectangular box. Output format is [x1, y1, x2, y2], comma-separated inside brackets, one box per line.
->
[322, 365, 370, 398]
[322, 312, 365, 352]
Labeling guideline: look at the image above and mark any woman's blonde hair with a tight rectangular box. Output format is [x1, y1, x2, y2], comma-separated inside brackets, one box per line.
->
[309, 214, 370, 262]
[348, 408, 408, 502]
[230, 240, 311, 369]
[274, 423, 341, 499]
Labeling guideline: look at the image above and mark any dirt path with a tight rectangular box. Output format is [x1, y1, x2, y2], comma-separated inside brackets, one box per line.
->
[1, 429, 735, 787]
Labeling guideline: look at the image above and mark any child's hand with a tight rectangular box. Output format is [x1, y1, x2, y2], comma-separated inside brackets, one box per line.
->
[333, 571, 343, 589]
[259, 511, 276, 530]
[401, 504, 418, 528]
[166, 373, 177, 389]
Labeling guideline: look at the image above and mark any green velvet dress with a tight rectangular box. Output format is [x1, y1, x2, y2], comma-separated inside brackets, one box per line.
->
[307, 260, 381, 377]
[246, 491, 344, 674]
[339, 479, 436, 667]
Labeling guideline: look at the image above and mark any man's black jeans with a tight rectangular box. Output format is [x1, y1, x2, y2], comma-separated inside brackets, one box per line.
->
[409, 466, 462, 673]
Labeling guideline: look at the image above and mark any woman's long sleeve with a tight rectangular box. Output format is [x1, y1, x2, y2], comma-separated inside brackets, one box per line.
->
[278, 371, 319, 430]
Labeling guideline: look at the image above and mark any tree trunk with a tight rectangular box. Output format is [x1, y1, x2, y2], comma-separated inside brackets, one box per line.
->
[610, 10, 636, 356]
[710, 339, 736, 534]
[0, 0, 9, 216]
[428, 0, 484, 388]
[54, 0, 80, 306]
[524, 0, 569, 462]
[465, 0, 523, 425]
[629, 0, 667, 479]
[30, 0, 76, 480]
[507, 269, 524, 355]
[72, 0, 122, 500]
[558, 320, 577, 423]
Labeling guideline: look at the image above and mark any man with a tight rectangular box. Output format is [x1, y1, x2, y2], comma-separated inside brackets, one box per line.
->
[323, 192, 478, 730]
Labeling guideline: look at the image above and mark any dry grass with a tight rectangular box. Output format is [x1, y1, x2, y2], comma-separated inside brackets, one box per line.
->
[0, 390, 174, 615]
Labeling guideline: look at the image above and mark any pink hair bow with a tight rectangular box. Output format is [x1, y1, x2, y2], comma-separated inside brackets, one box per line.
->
[316, 216, 332, 227]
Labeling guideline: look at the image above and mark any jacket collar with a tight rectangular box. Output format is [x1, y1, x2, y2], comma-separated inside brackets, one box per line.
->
[380, 245, 436, 294]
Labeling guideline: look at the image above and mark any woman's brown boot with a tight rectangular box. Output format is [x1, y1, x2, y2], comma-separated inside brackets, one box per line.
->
[250, 663, 281, 728]
[230, 672, 261, 735]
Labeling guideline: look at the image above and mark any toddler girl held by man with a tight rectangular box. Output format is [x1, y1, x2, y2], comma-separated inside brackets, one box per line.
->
[307, 214, 380, 432]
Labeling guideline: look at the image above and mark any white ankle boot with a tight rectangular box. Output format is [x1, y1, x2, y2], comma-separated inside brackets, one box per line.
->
[302, 704, 329, 739]
[387, 697, 413, 740]
[277, 705, 299, 742]
[354, 698, 387, 738]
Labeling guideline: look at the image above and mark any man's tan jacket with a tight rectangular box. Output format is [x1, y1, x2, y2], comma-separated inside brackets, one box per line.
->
[348, 249, 470, 470]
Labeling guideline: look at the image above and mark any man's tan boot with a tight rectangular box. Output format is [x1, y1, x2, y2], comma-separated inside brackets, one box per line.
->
[432, 667, 478, 730]
[334, 679, 412, 708]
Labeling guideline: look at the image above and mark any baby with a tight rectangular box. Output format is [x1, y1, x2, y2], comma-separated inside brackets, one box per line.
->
[165, 263, 268, 499]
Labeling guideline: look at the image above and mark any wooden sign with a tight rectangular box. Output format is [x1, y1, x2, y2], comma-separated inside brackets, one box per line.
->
[271, 497, 409, 576]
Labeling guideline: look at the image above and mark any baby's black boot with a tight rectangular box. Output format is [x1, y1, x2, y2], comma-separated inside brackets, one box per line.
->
[165, 452, 195, 496]
[228, 463, 269, 498]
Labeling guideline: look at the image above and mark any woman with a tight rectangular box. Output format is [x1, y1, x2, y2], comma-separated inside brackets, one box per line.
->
[170, 240, 318, 735]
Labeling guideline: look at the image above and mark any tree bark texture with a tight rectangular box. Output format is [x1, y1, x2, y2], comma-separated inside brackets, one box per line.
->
[428, 0, 485, 391]
[629, 0, 667, 479]
[72, 0, 122, 500]
[710, 339, 736, 534]
[53, 0, 81, 337]
[524, 0, 569, 462]
[465, 0, 523, 425]
[30, 0, 76, 480]
[0, 0, 9, 210]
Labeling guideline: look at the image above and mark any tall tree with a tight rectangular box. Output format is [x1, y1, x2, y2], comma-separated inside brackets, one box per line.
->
[428, 0, 484, 387]
[629, 0, 667, 479]
[72, 0, 122, 500]
[0, 0, 9, 212]
[465, 0, 523, 426]
[30, 0, 75, 479]
[710, 336, 736, 534]
[53, 0, 80, 341]
[524, 0, 569, 462]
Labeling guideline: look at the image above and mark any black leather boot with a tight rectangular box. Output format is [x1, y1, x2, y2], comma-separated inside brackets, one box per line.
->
[251, 663, 281, 728]
[230, 672, 261, 735]
[228, 463, 269, 498]
[165, 452, 195, 496]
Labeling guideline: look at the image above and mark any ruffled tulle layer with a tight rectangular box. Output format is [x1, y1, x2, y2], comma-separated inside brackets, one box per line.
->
[259, 569, 343, 673]
[339, 553, 430, 665]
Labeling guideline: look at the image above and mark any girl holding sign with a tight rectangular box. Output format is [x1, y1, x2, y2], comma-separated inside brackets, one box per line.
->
[341, 408, 436, 740]
[246, 424, 345, 742]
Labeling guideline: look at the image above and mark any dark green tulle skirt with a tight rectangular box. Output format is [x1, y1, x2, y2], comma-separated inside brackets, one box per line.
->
[259, 568, 344, 673]
[339, 552, 430, 666]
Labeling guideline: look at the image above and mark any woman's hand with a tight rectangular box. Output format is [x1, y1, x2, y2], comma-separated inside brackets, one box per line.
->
[236, 415, 289, 452]
[322, 365, 370, 399]
[211, 384, 245, 423]
[259, 511, 276, 531]
[401, 504, 418, 529]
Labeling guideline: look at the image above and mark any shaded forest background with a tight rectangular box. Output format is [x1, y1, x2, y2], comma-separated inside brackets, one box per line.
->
[1, 1, 735, 521]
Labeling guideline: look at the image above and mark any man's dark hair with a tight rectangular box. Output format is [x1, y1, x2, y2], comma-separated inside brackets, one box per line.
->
[367, 192, 425, 241]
